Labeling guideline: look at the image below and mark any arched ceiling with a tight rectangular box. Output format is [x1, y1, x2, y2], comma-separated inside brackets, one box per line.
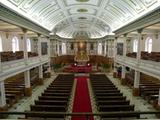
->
[1, 0, 160, 38]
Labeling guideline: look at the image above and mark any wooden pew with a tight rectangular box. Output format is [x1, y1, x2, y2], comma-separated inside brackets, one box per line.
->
[34, 100, 68, 106]
[96, 96, 126, 101]
[30, 105, 66, 112]
[90, 74, 137, 119]
[26, 74, 74, 119]
[38, 96, 69, 101]
[99, 105, 134, 112]
[97, 100, 130, 105]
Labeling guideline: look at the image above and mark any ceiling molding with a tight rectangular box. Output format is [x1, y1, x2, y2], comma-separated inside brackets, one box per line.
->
[0, 4, 50, 36]
[0, 0, 159, 38]
[114, 7, 160, 36]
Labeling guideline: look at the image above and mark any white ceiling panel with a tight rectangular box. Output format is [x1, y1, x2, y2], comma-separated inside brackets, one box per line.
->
[1, 0, 160, 38]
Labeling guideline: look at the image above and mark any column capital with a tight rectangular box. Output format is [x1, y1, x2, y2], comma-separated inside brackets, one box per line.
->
[47, 36, 50, 39]
[21, 28, 27, 33]
[137, 28, 143, 34]
[115, 36, 118, 40]
[123, 33, 128, 37]
[37, 33, 41, 37]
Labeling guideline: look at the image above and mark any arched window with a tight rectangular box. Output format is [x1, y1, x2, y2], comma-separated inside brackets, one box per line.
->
[98, 43, 102, 55]
[27, 38, 31, 52]
[133, 39, 138, 52]
[12, 36, 19, 53]
[0, 35, 3, 52]
[145, 37, 152, 53]
[62, 42, 66, 54]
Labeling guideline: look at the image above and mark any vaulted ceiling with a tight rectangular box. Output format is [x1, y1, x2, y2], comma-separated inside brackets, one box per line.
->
[0, 0, 160, 38]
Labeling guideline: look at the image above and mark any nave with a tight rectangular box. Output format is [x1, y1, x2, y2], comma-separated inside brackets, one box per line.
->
[0, 72, 159, 120]
[0, 0, 160, 119]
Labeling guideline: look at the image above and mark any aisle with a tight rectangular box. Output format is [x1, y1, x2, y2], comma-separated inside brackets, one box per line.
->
[72, 76, 93, 120]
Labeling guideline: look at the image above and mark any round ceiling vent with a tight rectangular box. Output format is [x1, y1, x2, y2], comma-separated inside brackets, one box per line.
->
[78, 17, 87, 19]
[76, 0, 89, 2]
[77, 9, 88, 12]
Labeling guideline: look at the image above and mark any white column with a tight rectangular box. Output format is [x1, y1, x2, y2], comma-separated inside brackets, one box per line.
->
[110, 40, 113, 57]
[134, 70, 140, 88]
[133, 29, 143, 96]
[47, 38, 51, 74]
[137, 29, 143, 61]
[39, 65, 43, 79]
[133, 29, 143, 90]
[24, 70, 31, 88]
[0, 81, 6, 107]
[107, 41, 110, 57]
[158, 89, 160, 106]
[121, 65, 126, 79]
[113, 37, 117, 73]
[123, 34, 127, 57]
[104, 41, 107, 56]
[0, 53, 2, 72]
[37, 34, 42, 59]
[22, 29, 28, 63]
[50, 40, 53, 57]
[47, 38, 51, 57]
[24, 70, 32, 96]
[57, 41, 60, 56]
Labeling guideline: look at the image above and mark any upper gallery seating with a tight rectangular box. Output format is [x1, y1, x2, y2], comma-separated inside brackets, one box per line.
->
[1, 51, 38, 62]
[126, 51, 160, 62]
[25, 74, 74, 119]
[90, 74, 139, 119]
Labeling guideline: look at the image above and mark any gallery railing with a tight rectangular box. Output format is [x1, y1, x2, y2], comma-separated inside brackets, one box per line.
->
[0, 111, 160, 119]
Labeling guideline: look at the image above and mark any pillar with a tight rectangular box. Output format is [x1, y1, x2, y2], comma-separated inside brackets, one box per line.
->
[121, 34, 127, 84]
[0, 53, 2, 72]
[104, 41, 107, 56]
[37, 34, 42, 59]
[47, 38, 51, 78]
[155, 89, 160, 110]
[22, 28, 28, 64]
[113, 37, 117, 78]
[47, 37, 50, 57]
[136, 29, 143, 61]
[0, 81, 7, 111]
[46, 62, 51, 78]
[24, 70, 32, 96]
[133, 70, 140, 96]
[38, 65, 43, 85]
[121, 65, 127, 85]
[132, 29, 143, 96]
[123, 34, 127, 57]
[107, 41, 110, 57]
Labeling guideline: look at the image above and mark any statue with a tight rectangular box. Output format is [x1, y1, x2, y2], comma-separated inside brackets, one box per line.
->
[74, 50, 89, 63]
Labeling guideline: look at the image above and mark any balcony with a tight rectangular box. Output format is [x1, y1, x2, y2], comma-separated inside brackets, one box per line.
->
[0, 55, 50, 80]
[116, 55, 160, 79]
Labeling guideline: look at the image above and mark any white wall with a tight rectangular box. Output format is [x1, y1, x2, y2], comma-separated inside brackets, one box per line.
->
[0, 31, 36, 52]
[125, 33, 160, 53]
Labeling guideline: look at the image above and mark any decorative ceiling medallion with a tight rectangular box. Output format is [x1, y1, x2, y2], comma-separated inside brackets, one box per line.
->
[78, 17, 87, 19]
[76, 0, 89, 2]
[77, 9, 88, 12]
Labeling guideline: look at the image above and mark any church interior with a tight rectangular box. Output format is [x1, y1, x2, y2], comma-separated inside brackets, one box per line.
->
[0, 0, 160, 119]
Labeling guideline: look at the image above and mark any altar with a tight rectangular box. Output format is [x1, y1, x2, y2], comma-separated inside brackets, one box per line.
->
[69, 37, 92, 72]
[71, 63, 92, 73]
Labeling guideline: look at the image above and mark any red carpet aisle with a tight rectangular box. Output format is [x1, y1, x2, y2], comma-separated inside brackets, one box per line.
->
[72, 76, 93, 120]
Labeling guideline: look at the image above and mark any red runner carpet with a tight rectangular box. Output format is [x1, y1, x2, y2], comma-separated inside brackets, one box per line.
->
[72, 76, 93, 120]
